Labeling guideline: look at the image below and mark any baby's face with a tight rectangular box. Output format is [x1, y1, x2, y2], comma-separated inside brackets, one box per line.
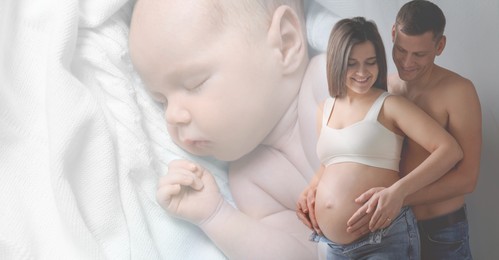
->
[130, 0, 288, 161]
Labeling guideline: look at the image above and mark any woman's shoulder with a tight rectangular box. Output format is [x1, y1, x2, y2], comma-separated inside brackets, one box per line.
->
[384, 92, 408, 103]
[383, 93, 417, 114]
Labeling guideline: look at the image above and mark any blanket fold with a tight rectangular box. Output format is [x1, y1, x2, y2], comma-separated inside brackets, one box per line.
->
[1, 0, 231, 259]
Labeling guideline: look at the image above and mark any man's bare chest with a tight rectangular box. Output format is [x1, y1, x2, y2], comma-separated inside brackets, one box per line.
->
[412, 95, 449, 128]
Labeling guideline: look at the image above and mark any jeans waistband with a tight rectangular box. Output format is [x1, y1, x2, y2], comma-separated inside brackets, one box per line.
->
[310, 206, 411, 246]
[418, 206, 467, 231]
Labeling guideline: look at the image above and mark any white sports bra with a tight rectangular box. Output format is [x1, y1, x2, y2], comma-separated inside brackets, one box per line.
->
[316, 92, 404, 171]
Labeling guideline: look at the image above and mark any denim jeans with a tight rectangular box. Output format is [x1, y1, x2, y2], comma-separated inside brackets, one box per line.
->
[418, 206, 472, 260]
[311, 206, 420, 260]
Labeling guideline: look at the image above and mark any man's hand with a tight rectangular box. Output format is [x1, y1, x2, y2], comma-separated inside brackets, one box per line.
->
[348, 187, 403, 232]
[296, 184, 322, 235]
[347, 187, 392, 234]
[346, 203, 373, 236]
[156, 159, 224, 225]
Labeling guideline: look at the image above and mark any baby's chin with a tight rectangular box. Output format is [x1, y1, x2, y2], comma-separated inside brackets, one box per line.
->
[204, 148, 247, 162]
[174, 135, 261, 162]
[195, 147, 252, 163]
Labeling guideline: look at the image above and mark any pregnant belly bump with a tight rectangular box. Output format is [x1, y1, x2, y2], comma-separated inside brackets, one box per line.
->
[315, 188, 361, 244]
[314, 164, 399, 244]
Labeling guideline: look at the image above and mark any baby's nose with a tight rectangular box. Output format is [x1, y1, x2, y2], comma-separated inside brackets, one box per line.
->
[165, 102, 191, 125]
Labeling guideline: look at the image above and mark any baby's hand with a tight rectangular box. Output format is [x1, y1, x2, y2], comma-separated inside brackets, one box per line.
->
[156, 159, 224, 225]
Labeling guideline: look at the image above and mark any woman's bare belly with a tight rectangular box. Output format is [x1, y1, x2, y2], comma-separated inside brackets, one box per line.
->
[315, 163, 400, 244]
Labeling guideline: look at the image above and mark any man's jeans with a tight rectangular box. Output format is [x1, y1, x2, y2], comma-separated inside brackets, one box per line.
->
[418, 206, 472, 260]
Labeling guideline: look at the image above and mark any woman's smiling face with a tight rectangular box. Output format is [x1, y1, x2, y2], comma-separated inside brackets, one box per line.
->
[345, 41, 379, 95]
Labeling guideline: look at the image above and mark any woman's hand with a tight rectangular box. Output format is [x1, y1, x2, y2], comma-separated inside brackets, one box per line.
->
[296, 183, 322, 235]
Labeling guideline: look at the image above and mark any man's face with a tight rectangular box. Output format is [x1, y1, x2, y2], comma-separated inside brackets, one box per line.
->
[129, 0, 287, 161]
[392, 26, 442, 82]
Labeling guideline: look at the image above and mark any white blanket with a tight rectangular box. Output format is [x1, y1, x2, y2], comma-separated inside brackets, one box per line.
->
[1, 0, 428, 259]
[0, 0, 232, 259]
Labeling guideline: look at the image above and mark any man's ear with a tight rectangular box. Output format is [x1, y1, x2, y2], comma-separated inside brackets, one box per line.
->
[436, 35, 446, 56]
[267, 5, 306, 74]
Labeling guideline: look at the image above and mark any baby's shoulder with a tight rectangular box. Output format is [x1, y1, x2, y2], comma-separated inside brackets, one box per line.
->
[302, 54, 327, 84]
[307, 53, 327, 71]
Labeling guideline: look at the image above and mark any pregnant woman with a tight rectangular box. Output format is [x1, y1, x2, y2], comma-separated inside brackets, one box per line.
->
[298, 17, 462, 259]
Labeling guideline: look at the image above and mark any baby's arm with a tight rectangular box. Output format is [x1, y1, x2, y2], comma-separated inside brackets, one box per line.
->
[298, 54, 329, 168]
[156, 159, 224, 225]
[201, 146, 316, 260]
[158, 153, 316, 259]
[296, 98, 327, 234]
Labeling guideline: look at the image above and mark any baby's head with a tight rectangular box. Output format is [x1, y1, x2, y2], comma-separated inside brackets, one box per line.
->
[129, 0, 308, 161]
[208, 1, 305, 31]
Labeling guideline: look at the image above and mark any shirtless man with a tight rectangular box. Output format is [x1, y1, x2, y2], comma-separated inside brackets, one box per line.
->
[345, 1, 482, 259]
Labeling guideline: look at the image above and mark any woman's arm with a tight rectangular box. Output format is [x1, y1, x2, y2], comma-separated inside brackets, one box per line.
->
[296, 164, 324, 233]
[296, 101, 327, 233]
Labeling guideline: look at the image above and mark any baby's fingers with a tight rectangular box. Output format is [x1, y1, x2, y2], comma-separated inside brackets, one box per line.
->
[169, 159, 202, 175]
[156, 184, 180, 205]
[160, 168, 204, 190]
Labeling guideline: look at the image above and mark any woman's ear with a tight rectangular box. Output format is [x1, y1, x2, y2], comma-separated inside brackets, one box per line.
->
[391, 24, 396, 42]
[267, 5, 306, 74]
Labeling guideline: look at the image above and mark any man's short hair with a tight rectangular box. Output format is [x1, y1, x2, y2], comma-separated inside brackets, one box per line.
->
[395, 0, 446, 41]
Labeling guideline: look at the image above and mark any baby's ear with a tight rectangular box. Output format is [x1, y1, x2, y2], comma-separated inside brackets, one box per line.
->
[267, 5, 306, 74]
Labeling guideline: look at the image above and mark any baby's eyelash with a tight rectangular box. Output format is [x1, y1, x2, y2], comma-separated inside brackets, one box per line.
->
[186, 78, 209, 92]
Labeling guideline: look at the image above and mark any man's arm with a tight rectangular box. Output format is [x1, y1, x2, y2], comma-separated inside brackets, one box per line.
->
[347, 78, 481, 234]
[404, 79, 481, 205]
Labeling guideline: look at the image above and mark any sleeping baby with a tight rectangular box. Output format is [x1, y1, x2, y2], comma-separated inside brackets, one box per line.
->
[129, 0, 328, 258]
